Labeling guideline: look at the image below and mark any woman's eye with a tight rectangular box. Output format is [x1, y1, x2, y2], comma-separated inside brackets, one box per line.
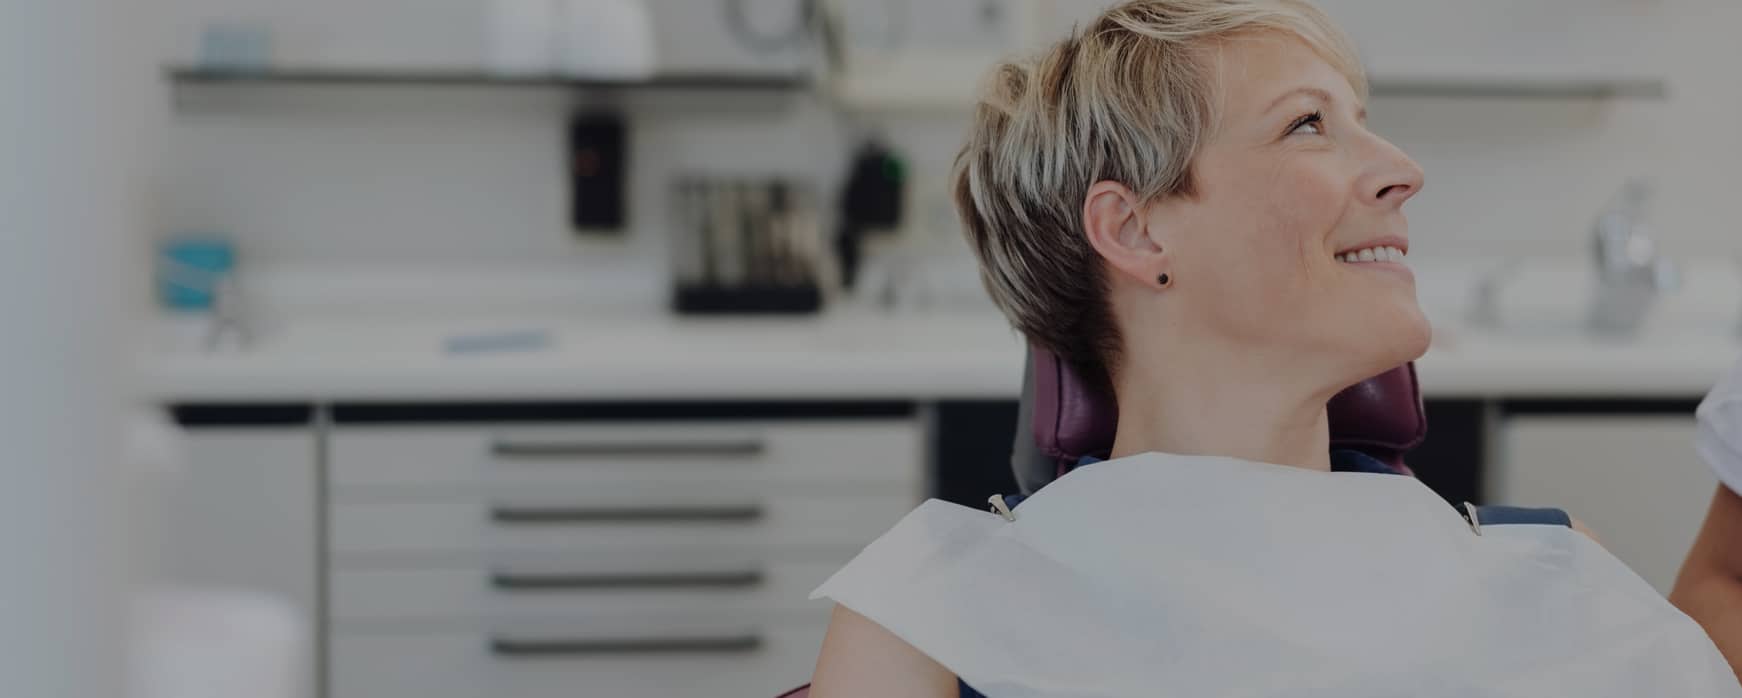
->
[1287, 112, 1325, 136]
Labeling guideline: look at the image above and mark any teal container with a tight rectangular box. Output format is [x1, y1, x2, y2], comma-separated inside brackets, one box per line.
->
[157, 238, 235, 310]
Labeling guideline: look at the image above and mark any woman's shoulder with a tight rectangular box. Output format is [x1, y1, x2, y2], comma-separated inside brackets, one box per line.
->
[811, 605, 958, 697]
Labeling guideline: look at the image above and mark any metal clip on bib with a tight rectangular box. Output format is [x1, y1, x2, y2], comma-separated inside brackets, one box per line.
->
[988, 495, 1017, 522]
[1463, 501, 1483, 536]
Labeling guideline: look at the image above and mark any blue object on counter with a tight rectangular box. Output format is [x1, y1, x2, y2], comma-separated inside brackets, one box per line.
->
[157, 237, 235, 310]
[444, 329, 555, 355]
[198, 22, 274, 72]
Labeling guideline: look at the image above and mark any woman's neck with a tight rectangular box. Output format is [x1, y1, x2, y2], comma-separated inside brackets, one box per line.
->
[1107, 360, 1334, 471]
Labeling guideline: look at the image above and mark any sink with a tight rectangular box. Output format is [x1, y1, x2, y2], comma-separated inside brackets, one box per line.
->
[1449, 257, 1742, 344]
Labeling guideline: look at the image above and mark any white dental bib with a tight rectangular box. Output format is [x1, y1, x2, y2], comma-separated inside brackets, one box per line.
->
[812, 452, 1739, 697]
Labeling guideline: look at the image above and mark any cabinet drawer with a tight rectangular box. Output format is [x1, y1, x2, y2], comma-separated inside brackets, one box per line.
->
[1496, 415, 1715, 594]
[330, 420, 923, 490]
[332, 621, 827, 698]
[331, 558, 843, 622]
[331, 491, 916, 557]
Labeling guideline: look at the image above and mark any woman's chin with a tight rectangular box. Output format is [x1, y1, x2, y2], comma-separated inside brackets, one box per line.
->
[1381, 304, 1434, 366]
[1338, 300, 1432, 377]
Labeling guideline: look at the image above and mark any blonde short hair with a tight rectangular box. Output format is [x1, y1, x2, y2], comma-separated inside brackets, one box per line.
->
[952, 0, 1365, 384]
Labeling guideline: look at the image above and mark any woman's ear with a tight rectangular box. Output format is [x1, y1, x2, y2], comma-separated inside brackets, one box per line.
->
[1082, 180, 1168, 286]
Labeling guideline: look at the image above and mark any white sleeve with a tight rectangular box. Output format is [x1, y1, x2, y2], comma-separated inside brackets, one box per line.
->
[1696, 355, 1742, 496]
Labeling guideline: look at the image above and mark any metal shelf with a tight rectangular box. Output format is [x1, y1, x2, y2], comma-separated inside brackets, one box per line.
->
[166, 68, 1665, 102]
[1368, 76, 1667, 100]
[167, 67, 810, 91]
[825, 51, 1670, 111]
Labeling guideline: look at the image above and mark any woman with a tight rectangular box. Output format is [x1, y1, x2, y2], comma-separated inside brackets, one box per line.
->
[808, 1, 1733, 696]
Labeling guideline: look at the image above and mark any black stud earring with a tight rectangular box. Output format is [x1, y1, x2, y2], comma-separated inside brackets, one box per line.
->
[1157, 273, 1172, 289]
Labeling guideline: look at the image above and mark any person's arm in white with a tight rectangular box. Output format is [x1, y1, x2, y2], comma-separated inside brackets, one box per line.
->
[1674, 486, 1742, 684]
[1672, 355, 1742, 682]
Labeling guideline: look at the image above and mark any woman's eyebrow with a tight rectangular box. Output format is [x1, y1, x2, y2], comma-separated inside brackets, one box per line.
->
[1265, 86, 1333, 114]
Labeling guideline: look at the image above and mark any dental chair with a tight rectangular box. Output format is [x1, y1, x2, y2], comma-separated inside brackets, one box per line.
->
[777, 348, 1427, 698]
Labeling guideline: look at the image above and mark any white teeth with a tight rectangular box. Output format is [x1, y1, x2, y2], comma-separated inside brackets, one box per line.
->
[1338, 246, 1407, 263]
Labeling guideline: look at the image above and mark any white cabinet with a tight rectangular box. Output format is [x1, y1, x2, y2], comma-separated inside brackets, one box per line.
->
[164, 427, 319, 612]
[326, 417, 925, 698]
[1313, 0, 1666, 81]
[161, 427, 319, 696]
[1493, 415, 1716, 594]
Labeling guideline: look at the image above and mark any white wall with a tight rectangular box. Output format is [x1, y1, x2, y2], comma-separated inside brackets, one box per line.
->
[0, 0, 157, 695]
[157, 0, 1742, 307]
[1356, 0, 1740, 262]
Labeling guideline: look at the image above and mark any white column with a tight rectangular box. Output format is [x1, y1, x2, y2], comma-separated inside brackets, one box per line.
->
[0, 0, 158, 695]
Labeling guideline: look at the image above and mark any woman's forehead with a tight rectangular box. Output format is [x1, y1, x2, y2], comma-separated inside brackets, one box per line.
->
[1210, 32, 1360, 115]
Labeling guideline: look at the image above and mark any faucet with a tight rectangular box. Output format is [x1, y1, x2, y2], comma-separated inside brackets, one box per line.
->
[205, 274, 253, 352]
[1467, 259, 1520, 331]
[1586, 179, 1678, 337]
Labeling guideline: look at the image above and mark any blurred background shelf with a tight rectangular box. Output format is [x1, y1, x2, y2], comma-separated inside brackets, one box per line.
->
[1365, 75, 1668, 100]
[829, 55, 1669, 110]
[170, 67, 1663, 104]
[167, 67, 811, 91]
[172, 66, 1663, 102]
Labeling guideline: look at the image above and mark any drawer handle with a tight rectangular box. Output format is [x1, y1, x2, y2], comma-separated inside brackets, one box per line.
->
[490, 439, 766, 459]
[490, 569, 765, 590]
[489, 633, 763, 657]
[489, 504, 765, 525]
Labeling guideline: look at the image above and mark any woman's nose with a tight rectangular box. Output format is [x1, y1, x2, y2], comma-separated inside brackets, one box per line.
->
[1365, 138, 1424, 209]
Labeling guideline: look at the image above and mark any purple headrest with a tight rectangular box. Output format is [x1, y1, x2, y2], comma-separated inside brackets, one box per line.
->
[1027, 347, 1426, 480]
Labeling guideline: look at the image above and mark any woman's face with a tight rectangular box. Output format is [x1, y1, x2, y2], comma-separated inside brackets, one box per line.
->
[1148, 33, 1429, 385]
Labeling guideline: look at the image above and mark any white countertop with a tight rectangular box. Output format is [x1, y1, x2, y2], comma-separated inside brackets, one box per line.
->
[142, 309, 1028, 402]
[140, 307, 1742, 403]
[137, 257, 1742, 402]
